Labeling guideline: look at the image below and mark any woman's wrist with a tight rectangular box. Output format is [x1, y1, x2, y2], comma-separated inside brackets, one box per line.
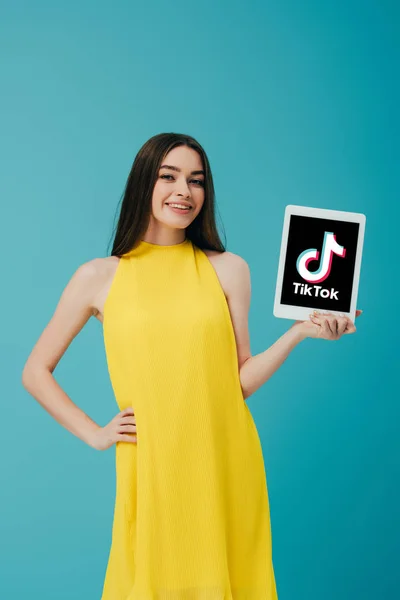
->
[289, 321, 310, 342]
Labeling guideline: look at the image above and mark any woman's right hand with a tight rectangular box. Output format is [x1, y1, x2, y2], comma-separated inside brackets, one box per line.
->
[90, 407, 137, 451]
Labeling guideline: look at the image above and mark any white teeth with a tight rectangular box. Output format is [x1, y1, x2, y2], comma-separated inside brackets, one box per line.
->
[168, 203, 191, 210]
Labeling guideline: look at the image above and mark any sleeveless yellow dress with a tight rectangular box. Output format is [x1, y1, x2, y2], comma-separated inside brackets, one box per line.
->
[101, 237, 278, 600]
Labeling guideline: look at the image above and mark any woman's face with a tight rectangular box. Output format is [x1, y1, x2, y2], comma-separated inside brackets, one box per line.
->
[150, 145, 205, 232]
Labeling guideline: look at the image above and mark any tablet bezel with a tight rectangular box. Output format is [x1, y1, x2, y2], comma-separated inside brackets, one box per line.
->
[273, 205, 366, 324]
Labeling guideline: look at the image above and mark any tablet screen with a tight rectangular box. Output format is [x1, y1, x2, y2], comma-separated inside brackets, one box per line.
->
[281, 215, 359, 312]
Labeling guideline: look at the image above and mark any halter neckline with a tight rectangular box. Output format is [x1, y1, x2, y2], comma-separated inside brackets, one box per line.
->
[138, 238, 190, 248]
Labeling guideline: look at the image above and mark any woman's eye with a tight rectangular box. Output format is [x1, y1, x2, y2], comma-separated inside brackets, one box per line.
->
[160, 174, 204, 186]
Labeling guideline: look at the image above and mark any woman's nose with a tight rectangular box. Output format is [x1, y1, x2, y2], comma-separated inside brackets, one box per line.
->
[176, 181, 191, 197]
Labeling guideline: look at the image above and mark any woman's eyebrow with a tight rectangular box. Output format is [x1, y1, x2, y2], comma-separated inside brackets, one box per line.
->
[160, 164, 205, 176]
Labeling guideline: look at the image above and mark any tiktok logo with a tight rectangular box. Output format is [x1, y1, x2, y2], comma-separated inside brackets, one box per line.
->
[296, 231, 346, 284]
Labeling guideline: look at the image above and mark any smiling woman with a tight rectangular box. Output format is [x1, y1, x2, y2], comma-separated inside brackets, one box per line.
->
[98, 134, 279, 598]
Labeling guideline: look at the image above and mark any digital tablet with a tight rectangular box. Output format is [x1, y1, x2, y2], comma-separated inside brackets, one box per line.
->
[273, 205, 366, 323]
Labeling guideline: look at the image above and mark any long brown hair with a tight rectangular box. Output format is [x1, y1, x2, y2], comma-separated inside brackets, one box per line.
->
[108, 133, 226, 257]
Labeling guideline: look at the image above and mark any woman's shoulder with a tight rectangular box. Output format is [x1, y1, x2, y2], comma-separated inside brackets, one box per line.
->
[75, 256, 121, 323]
[78, 255, 120, 281]
[203, 248, 247, 269]
[201, 249, 248, 299]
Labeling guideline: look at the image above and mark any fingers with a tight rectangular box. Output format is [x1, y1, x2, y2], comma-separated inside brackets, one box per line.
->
[327, 315, 348, 336]
[343, 320, 356, 334]
[311, 315, 335, 339]
[120, 407, 135, 416]
[337, 317, 348, 335]
[336, 314, 356, 334]
[120, 415, 136, 424]
[321, 318, 332, 338]
[324, 315, 337, 335]
[311, 311, 356, 337]
[118, 408, 136, 423]
[118, 423, 136, 431]
[117, 407, 137, 442]
[117, 434, 137, 443]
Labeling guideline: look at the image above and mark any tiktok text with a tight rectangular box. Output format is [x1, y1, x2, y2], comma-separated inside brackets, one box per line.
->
[293, 282, 339, 299]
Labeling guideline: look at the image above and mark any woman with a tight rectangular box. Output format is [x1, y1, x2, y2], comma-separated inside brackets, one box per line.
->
[22, 132, 361, 599]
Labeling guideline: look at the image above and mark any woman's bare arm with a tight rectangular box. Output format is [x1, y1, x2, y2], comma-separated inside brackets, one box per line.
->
[22, 260, 103, 448]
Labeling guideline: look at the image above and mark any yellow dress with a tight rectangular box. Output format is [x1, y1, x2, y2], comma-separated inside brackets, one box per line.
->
[101, 237, 278, 600]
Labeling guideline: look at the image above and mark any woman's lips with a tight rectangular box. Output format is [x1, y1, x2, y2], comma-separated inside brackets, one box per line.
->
[166, 204, 192, 214]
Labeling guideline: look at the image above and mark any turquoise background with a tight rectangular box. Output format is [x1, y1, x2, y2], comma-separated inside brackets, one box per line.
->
[1, 1, 398, 598]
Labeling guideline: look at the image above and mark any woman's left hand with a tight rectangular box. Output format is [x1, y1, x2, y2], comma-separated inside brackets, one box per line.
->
[292, 309, 363, 340]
